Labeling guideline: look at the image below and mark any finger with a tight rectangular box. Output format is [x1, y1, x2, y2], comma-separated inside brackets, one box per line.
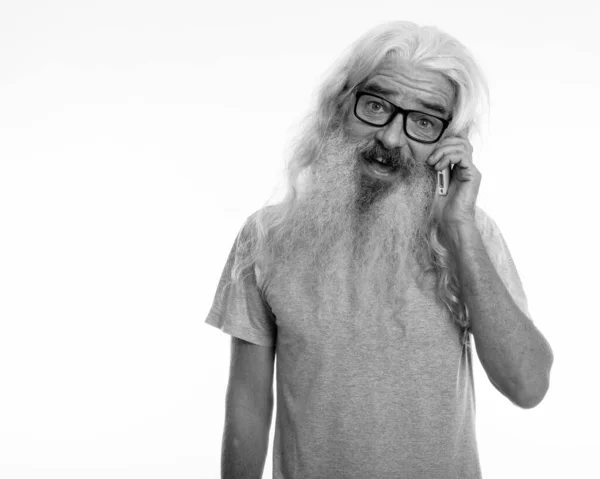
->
[427, 146, 469, 166]
[433, 137, 473, 153]
[436, 136, 468, 147]
[433, 152, 471, 171]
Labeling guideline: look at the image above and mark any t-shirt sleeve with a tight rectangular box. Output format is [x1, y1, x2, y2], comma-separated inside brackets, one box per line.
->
[204, 218, 277, 347]
[476, 207, 534, 322]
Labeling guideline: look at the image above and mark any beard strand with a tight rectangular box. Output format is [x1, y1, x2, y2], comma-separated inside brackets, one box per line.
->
[274, 127, 438, 318]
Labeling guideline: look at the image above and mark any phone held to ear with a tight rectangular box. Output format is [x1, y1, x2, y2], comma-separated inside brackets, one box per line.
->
[437, 166, 449, 196]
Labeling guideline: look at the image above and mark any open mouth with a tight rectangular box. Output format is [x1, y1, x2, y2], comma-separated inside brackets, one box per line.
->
[359, 154, 401, 180]
[363, 155, 398, 170]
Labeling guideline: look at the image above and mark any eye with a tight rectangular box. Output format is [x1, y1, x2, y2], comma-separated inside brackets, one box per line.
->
[418, 118, 434, 128]
[366, 101, 384, 112]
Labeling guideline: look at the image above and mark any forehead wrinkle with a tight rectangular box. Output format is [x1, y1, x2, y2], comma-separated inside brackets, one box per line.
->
[365, 69, 454, 114]
[364, 78, 449, 114]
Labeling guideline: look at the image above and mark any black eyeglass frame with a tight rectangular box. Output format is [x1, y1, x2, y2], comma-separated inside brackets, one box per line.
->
[353, 91, 453, 144]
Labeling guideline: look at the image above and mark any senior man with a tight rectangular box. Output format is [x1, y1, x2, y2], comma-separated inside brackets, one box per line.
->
[205, 21, 554, 479]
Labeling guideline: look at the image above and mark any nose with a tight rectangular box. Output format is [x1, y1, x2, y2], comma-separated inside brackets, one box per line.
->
[375, 113, 408, 150]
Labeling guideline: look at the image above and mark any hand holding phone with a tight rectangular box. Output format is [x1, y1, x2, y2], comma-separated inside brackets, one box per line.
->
[437, 166, 449, 196]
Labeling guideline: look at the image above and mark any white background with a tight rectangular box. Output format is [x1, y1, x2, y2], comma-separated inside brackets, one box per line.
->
[0, 0, 598, 478]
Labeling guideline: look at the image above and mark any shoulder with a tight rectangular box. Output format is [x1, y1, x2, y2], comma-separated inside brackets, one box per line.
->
[474, 205, 494, 237]
[473, 206, 505, 259]
[238, 207, 268, 241]
[244, 205, 276, 231]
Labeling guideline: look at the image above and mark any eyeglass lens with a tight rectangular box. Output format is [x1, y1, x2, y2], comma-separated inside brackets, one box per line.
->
[356, 94, 444, 142]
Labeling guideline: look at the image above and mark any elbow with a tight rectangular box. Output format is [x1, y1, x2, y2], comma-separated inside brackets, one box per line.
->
[517, 385, 549, 409]
[517, 342, 554, 409]
[517, 362, 553, 409]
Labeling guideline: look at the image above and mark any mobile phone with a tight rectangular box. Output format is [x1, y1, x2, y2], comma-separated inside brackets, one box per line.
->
[437, 166, 449, 196]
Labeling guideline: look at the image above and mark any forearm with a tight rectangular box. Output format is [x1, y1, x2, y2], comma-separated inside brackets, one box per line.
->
[222, 399, 273, 479]
[452, 223, 553, 408]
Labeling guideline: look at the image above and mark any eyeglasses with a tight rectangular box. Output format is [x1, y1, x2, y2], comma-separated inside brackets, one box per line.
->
[353, 91, 452, 144]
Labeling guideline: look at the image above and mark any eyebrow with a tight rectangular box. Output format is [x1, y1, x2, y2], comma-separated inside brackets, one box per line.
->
[362, 82, 450, 118]
[415, 100, 449, 117]
[362, 82, 397, 98]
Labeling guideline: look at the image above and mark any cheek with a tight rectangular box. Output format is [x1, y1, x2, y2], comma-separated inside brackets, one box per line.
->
[343, 114, 373, 141]
[412, 144, 437, 162]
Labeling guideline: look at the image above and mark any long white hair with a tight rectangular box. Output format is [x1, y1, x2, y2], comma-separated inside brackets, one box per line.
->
[227, 21, 490, 349]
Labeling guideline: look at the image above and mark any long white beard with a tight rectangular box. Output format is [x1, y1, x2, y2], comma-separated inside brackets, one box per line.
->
[276, 127, 438, 318]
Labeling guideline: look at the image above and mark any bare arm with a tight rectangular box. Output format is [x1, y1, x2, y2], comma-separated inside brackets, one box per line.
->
[452, 223, 553, 408]
[222, 337, 275, 478]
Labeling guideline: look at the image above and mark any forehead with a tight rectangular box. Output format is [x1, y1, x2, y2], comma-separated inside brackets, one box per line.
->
[361, 56, 456, 116]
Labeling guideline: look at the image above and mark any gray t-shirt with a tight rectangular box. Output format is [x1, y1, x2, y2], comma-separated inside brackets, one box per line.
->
[205, 206, 533, 479]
